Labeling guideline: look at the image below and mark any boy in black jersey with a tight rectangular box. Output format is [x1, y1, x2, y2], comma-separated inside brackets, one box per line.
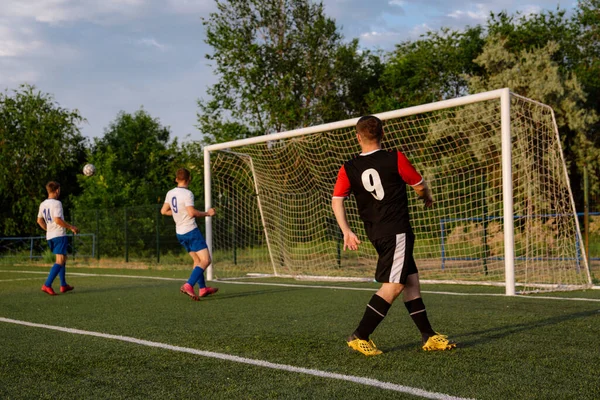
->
[332, 115, 455, 355]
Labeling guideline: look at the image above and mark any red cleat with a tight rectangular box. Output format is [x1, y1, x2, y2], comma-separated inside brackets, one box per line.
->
[41, 285, 57, 296]
[180, 283, 199, 301]
[60, 285, 74, 293]
[199, 286, 219, 298]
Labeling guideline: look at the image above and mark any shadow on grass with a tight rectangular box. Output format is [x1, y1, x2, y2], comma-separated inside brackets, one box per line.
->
[208, 287, 303, 300]
[72, 282, 301, 301]
[453, 309, 599, 348]
[68, 281, 170, 293]
[384, 309, 599, 353]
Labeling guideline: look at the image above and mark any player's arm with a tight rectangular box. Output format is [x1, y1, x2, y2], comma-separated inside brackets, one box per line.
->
[54, 217, 79, 234]
[37, 217, 47, 231]
[160, 202, 172, 216]
[397, 151, 433, 208]
[332, 198, 361, 251]
[186, 206, 216, 218]
[332, 165, 361, 251]
[412, 181, 433, 208]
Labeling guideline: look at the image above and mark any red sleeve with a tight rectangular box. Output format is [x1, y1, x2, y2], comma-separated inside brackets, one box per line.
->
[397, 151, 423, 186]
[333, 165, 351, 197]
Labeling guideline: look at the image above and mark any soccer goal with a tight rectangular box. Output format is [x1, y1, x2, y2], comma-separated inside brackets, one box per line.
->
[203, 88, 591, 294]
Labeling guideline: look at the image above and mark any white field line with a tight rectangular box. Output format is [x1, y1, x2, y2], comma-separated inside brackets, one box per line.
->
[0, 317, 473, 400]
[2, 270, 599, 302]
[0, 277, 42, 282]
[0, 270, 181, 281]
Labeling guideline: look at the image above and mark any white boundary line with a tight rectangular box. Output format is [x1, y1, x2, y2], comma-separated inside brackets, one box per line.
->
[1, 270, 599, 302]
[0, 317, 473, 400]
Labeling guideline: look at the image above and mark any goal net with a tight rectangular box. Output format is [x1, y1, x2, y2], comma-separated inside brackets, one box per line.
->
[204, 89, 591, 293]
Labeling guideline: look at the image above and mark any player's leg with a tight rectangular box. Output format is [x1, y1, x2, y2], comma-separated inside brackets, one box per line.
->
[177, 232, 199, 300]
[402, 273, 435, 342]
[353, 282, 403, 340]
[347, 235, 400, 355]
[347, 283, 397, 356]
[194, 248, 218, 297]
[53, 237, 74, 292]
[42, 238, 63, 295]
[403, 273, 456, 351]
[187, 250, 205, 288]
[183, 228, 217, 297]
[57, 253, 74, 293]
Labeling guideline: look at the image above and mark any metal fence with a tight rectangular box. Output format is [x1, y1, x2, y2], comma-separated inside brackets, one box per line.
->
[1, 201, 597, 273]
[71, 204, 203, 263]
[0, 233, 95, 260]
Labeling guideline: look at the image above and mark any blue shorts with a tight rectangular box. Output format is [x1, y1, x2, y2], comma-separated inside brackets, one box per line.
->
[48, 236, 68, 255]
[176, 228, 208, 253]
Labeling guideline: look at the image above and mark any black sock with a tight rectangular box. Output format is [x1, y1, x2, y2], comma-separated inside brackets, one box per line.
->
[404, 298, 436, 342]
[353, 294, 391, 340]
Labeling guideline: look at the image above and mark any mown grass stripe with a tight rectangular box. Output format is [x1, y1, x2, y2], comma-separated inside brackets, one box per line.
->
[0, 317, 473, 400]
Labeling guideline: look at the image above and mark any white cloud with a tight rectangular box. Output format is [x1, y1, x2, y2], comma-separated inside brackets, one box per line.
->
[447, 4, 488, 21]
[359, 30, 405, 48]
[388, 0, 405, 6]
[0, 58, 41, 86]
[0, 24, 43, 57]
[521, 5, 543, 16]
[0, 0, 147, 25]
[167, 0, 216, 15]
[136, 37, 168, 51]
[322, 0, 404, 36]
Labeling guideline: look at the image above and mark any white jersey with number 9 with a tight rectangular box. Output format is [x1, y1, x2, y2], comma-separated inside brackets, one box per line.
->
[164, 187, 198, 235]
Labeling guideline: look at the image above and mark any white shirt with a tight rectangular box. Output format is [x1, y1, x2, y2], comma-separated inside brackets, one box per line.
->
[164, 187, 198, 235]
[38, 199, 66, 240]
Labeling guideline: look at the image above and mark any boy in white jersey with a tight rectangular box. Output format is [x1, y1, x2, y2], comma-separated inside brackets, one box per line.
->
[161, 168, 218, 301]
[37, 181, 79, 295]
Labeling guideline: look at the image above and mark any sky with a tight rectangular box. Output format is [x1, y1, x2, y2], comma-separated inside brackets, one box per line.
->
[0, 0, 576, 143]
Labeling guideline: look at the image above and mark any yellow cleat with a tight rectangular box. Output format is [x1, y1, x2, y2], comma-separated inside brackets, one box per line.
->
[422, 333, 457, 351]
[347, 337, 383, 356]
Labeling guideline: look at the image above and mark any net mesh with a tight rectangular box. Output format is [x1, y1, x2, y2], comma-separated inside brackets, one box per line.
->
[208, 94, 591, 292]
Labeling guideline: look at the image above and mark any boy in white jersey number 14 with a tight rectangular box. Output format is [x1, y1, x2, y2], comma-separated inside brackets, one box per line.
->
[161, 168, 218, 301]
[37, 181, 79, 296]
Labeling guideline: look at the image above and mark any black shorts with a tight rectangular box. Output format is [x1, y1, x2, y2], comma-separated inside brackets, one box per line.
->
[372, 232, 418, 284]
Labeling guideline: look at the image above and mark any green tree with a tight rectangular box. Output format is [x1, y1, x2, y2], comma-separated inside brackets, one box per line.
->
[483, 5, 600, 200]
[0, 84, 86, 236]
[468, 36, 600, 203]
[74, 109, 183, 209]
[198, 0, 381, 144]
[486, 9, 579, 70]
[574, 0, 600, 146]
[366, 26, 485, 112]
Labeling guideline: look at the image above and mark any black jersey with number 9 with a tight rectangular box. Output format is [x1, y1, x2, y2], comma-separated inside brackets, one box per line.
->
[333, 149, 423, 241]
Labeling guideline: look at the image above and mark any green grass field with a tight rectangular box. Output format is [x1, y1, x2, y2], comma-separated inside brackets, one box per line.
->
[1, 264, 599, 400]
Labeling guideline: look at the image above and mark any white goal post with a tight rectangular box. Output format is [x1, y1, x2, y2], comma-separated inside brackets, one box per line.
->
[203, 88, 592, 294]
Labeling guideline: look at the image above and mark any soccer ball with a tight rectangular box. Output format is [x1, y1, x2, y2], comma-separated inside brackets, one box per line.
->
[83, 164, 96, 177]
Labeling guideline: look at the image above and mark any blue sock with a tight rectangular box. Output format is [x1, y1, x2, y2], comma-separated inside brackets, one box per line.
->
[58, 264, 67, 286]
[187, 266, 204, 287]
[45, 264, 62, 287]
[196, 268, 206, 289]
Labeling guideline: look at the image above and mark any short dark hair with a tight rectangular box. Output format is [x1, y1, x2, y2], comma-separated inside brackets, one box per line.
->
[356, 115, 383, 143]
[46, 181, 60, 194]
[176, 168, 191, 182]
